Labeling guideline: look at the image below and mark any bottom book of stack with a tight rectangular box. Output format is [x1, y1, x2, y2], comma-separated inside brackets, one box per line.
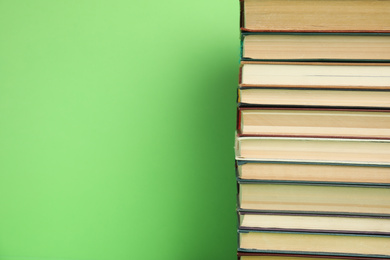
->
[238, 252, 390, 260]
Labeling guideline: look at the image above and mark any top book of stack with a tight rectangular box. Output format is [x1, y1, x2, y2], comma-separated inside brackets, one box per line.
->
[240, 0, 390, 33]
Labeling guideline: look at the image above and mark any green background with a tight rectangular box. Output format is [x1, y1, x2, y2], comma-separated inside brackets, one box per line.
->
[0, 1, 239, 260]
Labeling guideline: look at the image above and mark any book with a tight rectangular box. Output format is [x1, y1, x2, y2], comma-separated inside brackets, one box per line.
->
[238, 182, 390, 215]
[242, 34, 390, 62]
[239, 212, 390, 235]
[240, 0, 390, 33]
[240, 62, 390, 89]
[238, 252, 390, 260]
[235, 136, 390, 165]
[238, 230, 390, 257]
[237, 161, 390, 185]
[238, 88, 390, 108]
[237, 107, 390, 139]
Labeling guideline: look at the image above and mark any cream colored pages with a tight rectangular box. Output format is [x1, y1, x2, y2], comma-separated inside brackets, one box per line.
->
[239, 183, 390, 214]
[240, 214, 390, 233]
[238, 163, 390, 183]
[240, 109, 390, 138]
[241, 64, 390, 87]
[240, 232, 390, 255]
[236, 137, 390, 165]
[239, 88, 390, 107]
[244, 0, 390, 32]
[243, 35, 390, 60]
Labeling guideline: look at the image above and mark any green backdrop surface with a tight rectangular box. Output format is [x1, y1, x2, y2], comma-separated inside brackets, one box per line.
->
[0, 1, 239, 260]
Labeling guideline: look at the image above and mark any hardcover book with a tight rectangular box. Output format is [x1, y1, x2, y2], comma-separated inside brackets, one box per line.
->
[238, 88, 390, 108]
[237, 107, 390, 139]
[240, 0, 390, 33]
[238, 252, 390, 260]
[238, 182, 390, 215]
[236, 161, 390, 185]
[239, 230, 390, 257]
[239, 212, 390, 235]
[235, 136, 390, 165]
[239, 62, 390, 89]
[242, 33, 390, 62]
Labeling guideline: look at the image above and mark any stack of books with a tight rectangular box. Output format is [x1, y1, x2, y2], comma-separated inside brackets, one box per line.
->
[235, 0, 390, 259]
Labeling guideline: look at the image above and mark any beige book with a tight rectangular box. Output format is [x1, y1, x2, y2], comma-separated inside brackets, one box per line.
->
[235, 136, 390, 165]
[237, 162, 390, 184]
[238, 88, 390, 108]
[239, 213, 390, 234]
[239, 183, 390, 215]
[238, 108, 390, 138]
[239, 231, 390, 256]
[240, 63, 390, 89]
[242, 34, 390, 61]
[242, 0, 390, 32]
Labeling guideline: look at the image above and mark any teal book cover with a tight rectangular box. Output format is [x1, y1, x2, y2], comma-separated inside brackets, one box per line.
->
[0, 1, 239, 259]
